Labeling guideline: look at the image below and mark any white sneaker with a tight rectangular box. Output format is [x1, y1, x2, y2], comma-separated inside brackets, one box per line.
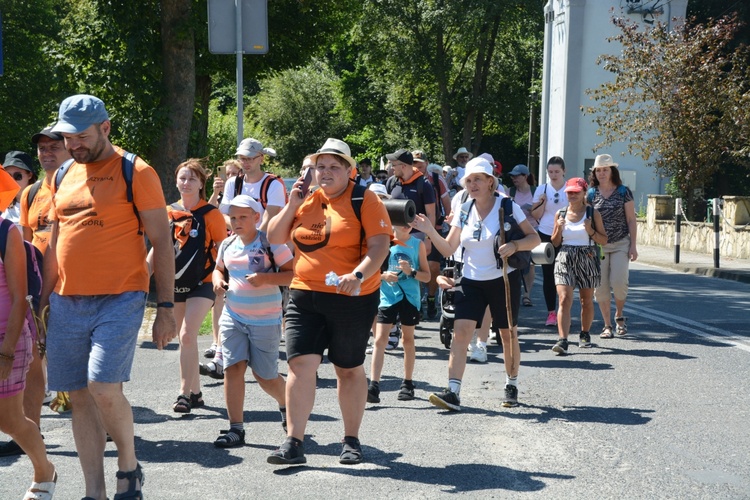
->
[43, 391, 54, 405]
[469, 344, 487, 363]
[386, 336, 399, 350]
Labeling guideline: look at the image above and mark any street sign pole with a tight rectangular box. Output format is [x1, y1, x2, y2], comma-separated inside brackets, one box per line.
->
[236, 0, 243, 146]
[207, 0, 268, 147]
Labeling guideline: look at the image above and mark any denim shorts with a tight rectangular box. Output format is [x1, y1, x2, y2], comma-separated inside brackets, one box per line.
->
[0, 325, 33, 398]
[46, 292, 146, 391]
[219, 312, 281, 380]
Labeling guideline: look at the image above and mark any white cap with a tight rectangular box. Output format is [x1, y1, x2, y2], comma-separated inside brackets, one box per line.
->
[368, 182, 390, 199]
[229, 194, 262, 213]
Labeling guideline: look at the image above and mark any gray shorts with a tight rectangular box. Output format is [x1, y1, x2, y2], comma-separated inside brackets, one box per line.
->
[219, 312, 281, 380]
[46, 292, 146, 391]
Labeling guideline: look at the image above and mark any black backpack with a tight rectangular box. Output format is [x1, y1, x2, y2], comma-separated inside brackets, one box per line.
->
[170, 203, 218, 292]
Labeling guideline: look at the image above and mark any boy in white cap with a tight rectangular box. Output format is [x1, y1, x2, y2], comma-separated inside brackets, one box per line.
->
[211, 195, 294, 448]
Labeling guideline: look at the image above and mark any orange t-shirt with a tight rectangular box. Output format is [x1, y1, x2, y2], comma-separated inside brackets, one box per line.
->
[50, 147, 167, 295]
[290, 182, 392, 294]
[167, 199, 227, 283]
[19, 180, 54, 254]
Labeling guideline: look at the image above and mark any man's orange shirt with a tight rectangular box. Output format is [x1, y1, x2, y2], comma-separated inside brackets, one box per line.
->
[19, 180, 54, 253]
[51, 147, 166, 295]
[290, 182, 392, 295]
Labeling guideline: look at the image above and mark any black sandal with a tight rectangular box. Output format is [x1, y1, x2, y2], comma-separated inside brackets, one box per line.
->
[214, 428, 246, 448]
[113, 462, 144, 500]
[267, 437, 306, 465]
[173, 394, 191, 413]
[339, 436, 363, 465]
[190, 391, 205, 409]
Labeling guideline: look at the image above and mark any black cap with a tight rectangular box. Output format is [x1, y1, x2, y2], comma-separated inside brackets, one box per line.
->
[3, 151, 38, 182]
[32, 125, 64, 144]
[385, 148, 413, 165]
[359, 157, 372, 166]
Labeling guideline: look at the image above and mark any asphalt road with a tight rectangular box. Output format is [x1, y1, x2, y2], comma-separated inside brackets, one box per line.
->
[2, 261, 749, 499]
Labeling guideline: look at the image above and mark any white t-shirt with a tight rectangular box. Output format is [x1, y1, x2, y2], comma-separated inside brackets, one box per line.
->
[219, 173, 287, 227]
[450, 194, 527, 280]
[561, 212, 592, 247]
[532, 183, 568, 235]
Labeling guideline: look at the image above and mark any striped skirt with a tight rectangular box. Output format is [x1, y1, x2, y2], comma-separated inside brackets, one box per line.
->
[554, 245, 601, 289]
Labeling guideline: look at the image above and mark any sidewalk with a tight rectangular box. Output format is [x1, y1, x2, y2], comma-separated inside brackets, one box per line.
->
[637, 244, 750, 284]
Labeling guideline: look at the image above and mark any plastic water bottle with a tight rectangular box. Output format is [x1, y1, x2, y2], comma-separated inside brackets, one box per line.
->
[325, 271, 340, 287]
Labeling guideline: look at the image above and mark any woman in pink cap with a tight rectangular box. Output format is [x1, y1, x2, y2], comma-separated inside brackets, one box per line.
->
[550, 178, 607, 355]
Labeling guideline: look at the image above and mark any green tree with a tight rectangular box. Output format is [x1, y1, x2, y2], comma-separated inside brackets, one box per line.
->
[0, 0, 66, 157]
[347, 0, 543, 164]
[583, 14, 750, 217]
[249, 59, 351, 171]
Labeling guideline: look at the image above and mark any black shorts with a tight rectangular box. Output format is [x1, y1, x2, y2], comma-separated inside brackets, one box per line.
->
[284, 289, 379, 368]
[453, 272, 521, 330]
[175, 281, 215, 303]
[377, 298, 420, 326]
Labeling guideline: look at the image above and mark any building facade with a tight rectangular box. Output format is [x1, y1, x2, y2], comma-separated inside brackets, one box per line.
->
[539, 0, 688, 206]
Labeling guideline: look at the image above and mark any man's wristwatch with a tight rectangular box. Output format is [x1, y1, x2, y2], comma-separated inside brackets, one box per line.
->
[410, 270, 417, 278]
[354, 271, 364, 282]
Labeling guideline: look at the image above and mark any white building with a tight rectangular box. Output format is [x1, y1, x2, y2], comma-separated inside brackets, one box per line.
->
[539, 0, 688, 207]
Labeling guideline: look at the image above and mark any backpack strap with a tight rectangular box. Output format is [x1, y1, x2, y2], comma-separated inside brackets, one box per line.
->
[233, 173, 244, 198]
[220, 234, 240, 283]
[258, 174, 288, 209]
[26, 180, 43, 210]
[258, 231, 277, 270]
[509, 186, 516, 199]
[586, 187, 596, 205]
[54, 159, 75, 191]
[0, 218, 13, 260]
[350, 181, 367, 261]
[121, 151, 142, 235]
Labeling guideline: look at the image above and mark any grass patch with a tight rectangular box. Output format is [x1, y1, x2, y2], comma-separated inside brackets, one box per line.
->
[199, 312, 214, 335]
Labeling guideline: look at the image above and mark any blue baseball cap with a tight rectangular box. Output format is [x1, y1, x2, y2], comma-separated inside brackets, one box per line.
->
[51, 94, 109, 134]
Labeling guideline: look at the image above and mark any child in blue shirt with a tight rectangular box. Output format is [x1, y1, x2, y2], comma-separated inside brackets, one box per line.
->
[367, 224, 429, 403]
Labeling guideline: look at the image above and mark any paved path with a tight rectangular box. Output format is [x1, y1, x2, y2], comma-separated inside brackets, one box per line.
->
[1, 245, 748, 499]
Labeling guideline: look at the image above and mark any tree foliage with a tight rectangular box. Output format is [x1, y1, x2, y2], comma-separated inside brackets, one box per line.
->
[345, 0, 543, 165]
[249, 59, 351, 171]
[0, 0, 65, 157]
[584, 15, 750, 201]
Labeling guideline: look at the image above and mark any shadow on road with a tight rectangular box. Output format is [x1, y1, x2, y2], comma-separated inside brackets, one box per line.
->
[502, 404, 654, 425]
[271, 442, 575, 493]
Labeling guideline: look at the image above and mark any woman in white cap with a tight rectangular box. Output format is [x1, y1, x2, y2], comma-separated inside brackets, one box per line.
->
[587, 154, 638, 338]
[266, 138, 391, 465]
[411, 157, 540, 410]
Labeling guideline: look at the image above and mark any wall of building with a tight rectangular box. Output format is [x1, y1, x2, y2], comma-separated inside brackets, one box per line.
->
[540, 0, 688, 209]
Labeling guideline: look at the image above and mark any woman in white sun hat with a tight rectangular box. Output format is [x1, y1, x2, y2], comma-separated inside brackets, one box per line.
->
[587, 154, 638, 338]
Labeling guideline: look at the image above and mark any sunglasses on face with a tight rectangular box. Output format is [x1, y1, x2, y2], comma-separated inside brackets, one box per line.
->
[11, 172, 25, 181]
[473, 221, 482, 241]
[377, 176, 388, 181]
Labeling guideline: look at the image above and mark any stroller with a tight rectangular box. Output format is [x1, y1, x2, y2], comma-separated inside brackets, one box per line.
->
[438, 259, 459, 349]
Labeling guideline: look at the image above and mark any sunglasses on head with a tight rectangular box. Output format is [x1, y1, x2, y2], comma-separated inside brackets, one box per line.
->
[473, 221, 482, 241]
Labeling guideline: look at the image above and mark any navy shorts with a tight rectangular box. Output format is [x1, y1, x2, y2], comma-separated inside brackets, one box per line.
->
[284, 289, 379, 369]
[454, 272, 521, 330]
[175, 281, 215, 303]
[377, 298, 420, 326]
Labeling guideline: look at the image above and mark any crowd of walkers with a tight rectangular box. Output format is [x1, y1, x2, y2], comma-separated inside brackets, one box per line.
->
[0, 93, 638, 498]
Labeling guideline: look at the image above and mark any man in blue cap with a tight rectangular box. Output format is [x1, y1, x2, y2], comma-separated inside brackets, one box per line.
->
[40, 94, 176, 499]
